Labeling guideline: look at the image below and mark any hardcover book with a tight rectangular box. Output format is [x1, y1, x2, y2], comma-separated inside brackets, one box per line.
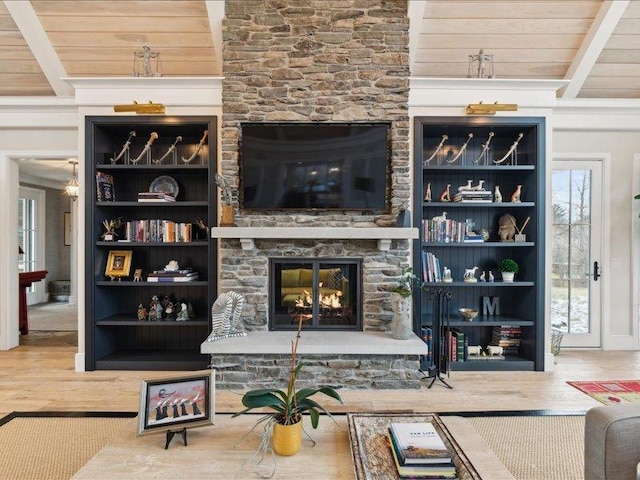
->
[96, 172, 115, 202]
[389, 422, 452, 465]
[386, 432, 457, 478]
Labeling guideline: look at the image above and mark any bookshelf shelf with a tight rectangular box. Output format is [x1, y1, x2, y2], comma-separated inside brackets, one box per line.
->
[84, 115, 217, 371]
[413, 116, 545, 372]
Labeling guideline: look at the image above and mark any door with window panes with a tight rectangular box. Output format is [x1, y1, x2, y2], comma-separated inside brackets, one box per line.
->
[551, 160, 603, 348]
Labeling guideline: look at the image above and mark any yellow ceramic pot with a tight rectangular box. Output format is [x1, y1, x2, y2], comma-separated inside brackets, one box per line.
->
[272, 419, 303, 456]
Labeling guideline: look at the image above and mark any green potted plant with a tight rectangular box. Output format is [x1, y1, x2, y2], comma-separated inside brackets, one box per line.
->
[233, 316, 343, 456]
[497, 258, 519, 283]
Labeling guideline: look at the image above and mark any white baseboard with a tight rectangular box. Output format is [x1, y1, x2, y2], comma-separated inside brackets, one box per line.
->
[74, 352, 85, 372]
[544, 352, 555, 371]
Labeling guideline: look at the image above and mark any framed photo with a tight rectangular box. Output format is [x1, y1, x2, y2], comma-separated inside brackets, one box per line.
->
[105, 250, 132, 278]
[138, 371, 215, 435]
[64, 212, 71, 246]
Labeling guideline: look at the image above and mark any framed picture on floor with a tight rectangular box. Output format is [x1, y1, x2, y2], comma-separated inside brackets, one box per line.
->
[138, 370, 215, 435]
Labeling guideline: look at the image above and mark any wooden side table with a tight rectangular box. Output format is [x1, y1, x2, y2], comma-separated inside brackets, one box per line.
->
[19, 270, 47, 335]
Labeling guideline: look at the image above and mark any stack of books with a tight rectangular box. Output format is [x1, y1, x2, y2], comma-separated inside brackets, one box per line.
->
[452, 189, 492, 203]
[387, 422, 457, 479]
[137, 192, 176, 202]
[492, 325, 522, 356]
[147, 268, 199, 282]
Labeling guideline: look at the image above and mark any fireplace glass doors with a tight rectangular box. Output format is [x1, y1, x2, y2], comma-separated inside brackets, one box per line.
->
[270, 258, 362, 330]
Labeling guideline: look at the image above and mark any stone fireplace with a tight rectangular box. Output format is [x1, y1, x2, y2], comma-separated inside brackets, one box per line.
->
[270, 257, 362, 331]
[203, 0, 425, 389]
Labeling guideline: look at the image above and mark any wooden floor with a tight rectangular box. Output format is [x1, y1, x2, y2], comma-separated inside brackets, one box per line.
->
[1, 336, 639, 419]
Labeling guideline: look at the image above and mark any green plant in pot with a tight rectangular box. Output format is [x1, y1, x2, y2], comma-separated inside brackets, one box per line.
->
[498, 258, 519, 283]
[233, 316, 343, 458]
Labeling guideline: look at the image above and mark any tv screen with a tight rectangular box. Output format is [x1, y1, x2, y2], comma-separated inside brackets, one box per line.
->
[240, 122, 391, 211]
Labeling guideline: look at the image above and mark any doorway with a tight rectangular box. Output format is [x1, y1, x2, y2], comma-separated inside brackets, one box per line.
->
[551, 158, 605, 348]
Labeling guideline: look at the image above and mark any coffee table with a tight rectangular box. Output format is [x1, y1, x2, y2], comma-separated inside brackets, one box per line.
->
[348, 413, 516, 480]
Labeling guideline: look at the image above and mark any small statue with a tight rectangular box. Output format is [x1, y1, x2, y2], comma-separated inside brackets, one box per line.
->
[488, 271, 495, 282]
[442, 267, 453, 283]
[463, 266, 479, 283]
[165, 260, 180, 272]
[424, 183, 432, 202]
[511, 185, 522, 203]
[494, 185, 502, 202]
[165, 302, 176, 321]
[458, 179, 473, 191]
[498, 213, 517, 242]
[133, 269, 143, 282]
[176, 302, 189, 322]
[439, 184, 451, 202]
[154, 295, 164, 320]
[473, 180, 485, 191]
[137, 303, 147, 321]
[480, 271, 486, 282]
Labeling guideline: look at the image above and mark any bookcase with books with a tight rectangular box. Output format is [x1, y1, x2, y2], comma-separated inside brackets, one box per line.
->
[84, 115, 216, 371]
[413, 116, 545, 372]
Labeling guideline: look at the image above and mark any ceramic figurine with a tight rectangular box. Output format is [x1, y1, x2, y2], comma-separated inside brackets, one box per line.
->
[511, 185, 522, 202]
[494, 185, 502, 202]
[439, 184, 451, 202]
[424, 183, 432, 202]
[137, 303, 147, 321]
[463, 266, 479, 283]
[458, 179, 473, 191]
[489, 271, 495, 282]
[442, 267, 453, 283]
[480, 271, 486, 282]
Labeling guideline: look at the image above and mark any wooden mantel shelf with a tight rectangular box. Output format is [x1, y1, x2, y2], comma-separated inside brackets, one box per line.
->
[210, 227, 419, 251]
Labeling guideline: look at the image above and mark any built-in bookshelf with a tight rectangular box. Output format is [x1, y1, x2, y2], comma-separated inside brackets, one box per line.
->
[84, 115, 216, 371]
[413, 117, 545, 371]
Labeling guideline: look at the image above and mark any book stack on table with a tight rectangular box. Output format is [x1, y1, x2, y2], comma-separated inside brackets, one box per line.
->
[147, 269, 199, 282]
[387, 422, 458, 479]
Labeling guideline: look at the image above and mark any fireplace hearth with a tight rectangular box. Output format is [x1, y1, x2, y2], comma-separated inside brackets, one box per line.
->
[269, 258, 362, 331]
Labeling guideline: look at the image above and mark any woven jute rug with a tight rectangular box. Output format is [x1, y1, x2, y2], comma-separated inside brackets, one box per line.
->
[466, 415, 585, 480]
[0, 413, 134, 480]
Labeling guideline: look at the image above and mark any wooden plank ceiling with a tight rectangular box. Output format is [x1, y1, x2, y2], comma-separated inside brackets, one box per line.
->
[1, 0, 640, 98]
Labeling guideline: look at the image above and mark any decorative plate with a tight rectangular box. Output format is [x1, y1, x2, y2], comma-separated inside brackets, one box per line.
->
[149, 175, 179, 198]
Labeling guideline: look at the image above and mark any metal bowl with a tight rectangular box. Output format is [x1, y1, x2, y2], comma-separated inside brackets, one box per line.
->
[458, 308, 479, 321]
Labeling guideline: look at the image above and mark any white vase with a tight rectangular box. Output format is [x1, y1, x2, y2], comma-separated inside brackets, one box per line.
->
[391, 293, 413, 340]
[501, 271, 515, 283]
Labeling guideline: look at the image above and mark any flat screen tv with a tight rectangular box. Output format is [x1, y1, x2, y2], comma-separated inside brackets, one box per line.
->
[240, 122, 391, 211]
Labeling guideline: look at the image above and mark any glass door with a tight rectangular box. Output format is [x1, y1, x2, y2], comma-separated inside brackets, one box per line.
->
[18, 186, 47, 305]
[551, 161, 603, 347]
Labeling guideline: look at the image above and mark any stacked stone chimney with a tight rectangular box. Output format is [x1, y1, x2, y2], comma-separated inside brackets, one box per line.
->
[219, 0, 411, 331]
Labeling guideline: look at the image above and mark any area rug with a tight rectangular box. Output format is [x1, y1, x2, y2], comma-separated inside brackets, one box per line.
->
[0, 412, 135, 480]
[466, 414, 584, 480]
[28, 302, 77, 331]
[568, 380, 640, 404]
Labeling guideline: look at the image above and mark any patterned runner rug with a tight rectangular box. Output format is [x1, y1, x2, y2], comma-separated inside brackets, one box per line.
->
[568, 380, 640, 404]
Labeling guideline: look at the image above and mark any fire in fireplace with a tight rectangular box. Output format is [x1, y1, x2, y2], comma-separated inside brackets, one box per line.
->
[269, 258, 362, 330]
